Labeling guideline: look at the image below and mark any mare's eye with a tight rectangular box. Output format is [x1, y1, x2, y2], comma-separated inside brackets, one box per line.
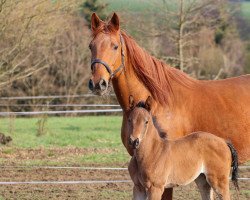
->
[88, 44, 92, 50]
[113, 45, 118, 50]
[128, 118, 131, 123]
[145, 121, 149, 124]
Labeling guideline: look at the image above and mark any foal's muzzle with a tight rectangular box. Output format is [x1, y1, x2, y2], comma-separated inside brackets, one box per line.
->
[129, 137, 140, 149]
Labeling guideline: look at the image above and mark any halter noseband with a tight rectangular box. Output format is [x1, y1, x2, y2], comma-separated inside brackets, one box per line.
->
[91, 34, 125, 79]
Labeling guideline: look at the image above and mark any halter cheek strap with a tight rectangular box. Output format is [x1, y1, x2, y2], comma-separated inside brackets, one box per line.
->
[91, 34, 125, 79]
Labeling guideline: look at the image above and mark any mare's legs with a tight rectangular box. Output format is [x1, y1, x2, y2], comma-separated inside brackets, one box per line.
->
[206, 174, 230, 200]
[147, 186, 164, 200]
[161, 188, 173, 200]
[128, 156, 146, 200]
[195, 174, 214, 200]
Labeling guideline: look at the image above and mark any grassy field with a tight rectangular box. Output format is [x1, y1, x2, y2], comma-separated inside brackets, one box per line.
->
[241, 1, 250, 20]
[0, 115, 130, 166]
[0, 116, 122, 148]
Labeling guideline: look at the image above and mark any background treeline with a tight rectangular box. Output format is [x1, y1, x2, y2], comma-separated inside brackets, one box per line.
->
[0, 0, 250, 112]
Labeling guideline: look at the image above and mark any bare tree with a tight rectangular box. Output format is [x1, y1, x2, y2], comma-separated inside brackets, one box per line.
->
[0, 0, 82, 88]
[121, 0, 244, 79]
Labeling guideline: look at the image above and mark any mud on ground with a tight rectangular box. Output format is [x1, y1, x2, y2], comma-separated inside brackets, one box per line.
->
[1, 167, 249, 199]
[0, 148, 249, 200]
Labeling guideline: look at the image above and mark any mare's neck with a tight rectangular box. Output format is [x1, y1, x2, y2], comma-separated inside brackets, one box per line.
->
[112, 60, 150, 111]
[112, 33, 198, 112]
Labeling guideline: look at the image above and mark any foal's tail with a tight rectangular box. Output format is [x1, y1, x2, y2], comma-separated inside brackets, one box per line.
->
[227, 142, 239, 191]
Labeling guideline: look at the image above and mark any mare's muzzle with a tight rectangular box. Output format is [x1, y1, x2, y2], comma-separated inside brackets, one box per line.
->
[88, 78, 108, 92]
[129, 137, 140, 149]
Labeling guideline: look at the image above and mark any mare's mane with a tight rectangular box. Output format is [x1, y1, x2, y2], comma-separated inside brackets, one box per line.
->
[121, 31, 196, 106]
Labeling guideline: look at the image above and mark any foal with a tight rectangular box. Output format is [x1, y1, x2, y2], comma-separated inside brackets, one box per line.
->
[128, 96, 239, 200]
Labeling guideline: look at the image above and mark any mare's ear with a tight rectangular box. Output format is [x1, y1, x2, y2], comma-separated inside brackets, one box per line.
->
[91, 13, 104, 32]
[108, 13, 120, 31]
[129, 95, 135, 109]
[145, 96, 153, 112]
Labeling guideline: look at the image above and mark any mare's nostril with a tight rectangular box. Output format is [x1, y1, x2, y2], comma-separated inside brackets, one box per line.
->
[135, 138, 139, 148]
[99, 79, 108, 91]
[88, 79, 95, 91]
[129, 138, 133, 146]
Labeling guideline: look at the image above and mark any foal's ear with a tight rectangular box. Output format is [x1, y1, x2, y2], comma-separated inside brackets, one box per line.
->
[91, 13, 104, 32]
[129, 95, 135, 109]
[108, 13, 120, 31]
[145, 96, 153, 112]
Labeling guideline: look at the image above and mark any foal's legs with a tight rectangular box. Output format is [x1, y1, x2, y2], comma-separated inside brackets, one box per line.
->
[128, 156, 146, 200]
[147, 186, 164, 200]
[161, 188, 173, 200]
[206, 174, 230, 200]
[195, 174, 214, 200]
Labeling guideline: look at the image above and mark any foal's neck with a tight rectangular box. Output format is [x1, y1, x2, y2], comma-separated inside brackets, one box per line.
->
[136, 121, 166, 161]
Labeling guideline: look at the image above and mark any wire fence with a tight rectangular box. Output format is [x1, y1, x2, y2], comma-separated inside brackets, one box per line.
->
[0, 109, 122, 116]
[0, 180, 132, 185]
[0, 104, 120, 107]
[0, 166, 249, 170]
[0, 165, 249, 185]
[0, 94, 115, 100]
[1, 178, 249, 185]
[0, 94, 121, 116]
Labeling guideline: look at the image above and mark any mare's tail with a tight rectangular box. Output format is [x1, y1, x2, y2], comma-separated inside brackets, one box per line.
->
[227, 142, 239, 191]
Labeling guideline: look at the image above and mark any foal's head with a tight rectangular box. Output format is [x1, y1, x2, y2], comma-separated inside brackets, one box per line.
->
[128, 95, 153, 149]
[88, 13, 125, 95]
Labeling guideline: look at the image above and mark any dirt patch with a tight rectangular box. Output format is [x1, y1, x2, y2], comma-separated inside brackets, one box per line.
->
[0, 147, 249, 199]
[0, 167, 249, 200]
[0, 147, 118, 160]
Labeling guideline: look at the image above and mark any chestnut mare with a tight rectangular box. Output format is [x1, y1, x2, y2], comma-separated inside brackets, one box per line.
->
[127, 95, 239, 200]
[88, 13, 250, 199]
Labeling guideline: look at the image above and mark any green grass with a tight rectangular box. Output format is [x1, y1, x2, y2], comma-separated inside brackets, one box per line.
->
[0, 116, 130, 166]
[105, 0, 152, 12]
[0, 116, 122, 148]
[241, 1, 250, 20]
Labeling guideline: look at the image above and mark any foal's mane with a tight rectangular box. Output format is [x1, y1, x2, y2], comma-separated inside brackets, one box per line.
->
[92, 24, 196, 106]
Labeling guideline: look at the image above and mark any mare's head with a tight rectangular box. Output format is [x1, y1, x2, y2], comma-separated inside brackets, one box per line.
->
[128, 95, 153, 149]
[88, 13, 125, 95]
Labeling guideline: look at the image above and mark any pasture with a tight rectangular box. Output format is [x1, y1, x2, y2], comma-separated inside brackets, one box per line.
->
[0, 116, 249, 199]
[241, 1, 250, 20]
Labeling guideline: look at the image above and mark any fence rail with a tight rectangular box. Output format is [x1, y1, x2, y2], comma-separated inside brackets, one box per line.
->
[1, 166, 249, 170]
[0, 109, 123, 116]
[0, 180, 132, 185]
[0, 166, 128, 170]
[0, 104, 120, 107]
[0, 94, 115, 100]
[0, 165, 249, 185]
[0, 178, 249, 185]
[0, 94, 121, 115]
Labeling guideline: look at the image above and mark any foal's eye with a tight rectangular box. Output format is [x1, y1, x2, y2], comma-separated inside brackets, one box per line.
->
[128, 118, 131, 123]
[145, 121, 149, 124]
[113, 45, 118, 50]
[88, 44, 92, 50]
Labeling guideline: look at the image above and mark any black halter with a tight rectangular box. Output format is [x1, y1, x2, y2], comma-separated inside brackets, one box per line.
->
[91, 34, 125, 79]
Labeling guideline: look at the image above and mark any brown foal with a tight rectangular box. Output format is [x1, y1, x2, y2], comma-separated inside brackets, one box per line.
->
[127, 96, 239, 200]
